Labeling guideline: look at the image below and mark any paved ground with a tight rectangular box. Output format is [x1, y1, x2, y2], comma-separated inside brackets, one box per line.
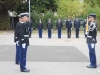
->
[0, 31, 100, 75]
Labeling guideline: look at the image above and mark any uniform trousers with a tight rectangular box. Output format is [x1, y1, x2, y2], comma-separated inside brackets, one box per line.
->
[48, 29, 52, 38]
[38, 29, 42, 38]
[19, 45, 28, 70]
[67, 29, 71, 38]
[29, 29, 32, 37]
[87, 43, 97, 67]
[75, 29, 79, 38]
[16, 44, 20, 63]
[58, 29, 61, 38]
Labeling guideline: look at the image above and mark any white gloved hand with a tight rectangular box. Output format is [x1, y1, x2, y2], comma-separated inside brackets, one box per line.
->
[22, 43, 26, 49]
[91, 43, 95, 49]
[85, 32, 88, 35]
[83, 28, 84, 30]
[16, 41, 19, 46]
[31, 28, 33, 30]
[71, 28, 72, 30]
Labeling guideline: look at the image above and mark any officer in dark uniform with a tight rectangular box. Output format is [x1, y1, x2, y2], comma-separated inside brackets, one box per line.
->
[86, 14, 97, 68]
[28, 19, 33, 38]
[74, 17, 80, 38]
[47, 19, 53, 38]
[38, 19, 43, 38]
[66, 18, 72, 38]
[83, 19, 87, 38]
[14, 15, 22, 64]
[18, 13, 30, 72]
[56, 18, 63, 38]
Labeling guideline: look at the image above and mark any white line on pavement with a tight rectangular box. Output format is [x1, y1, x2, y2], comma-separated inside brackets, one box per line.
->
[0, 45, 11, 53]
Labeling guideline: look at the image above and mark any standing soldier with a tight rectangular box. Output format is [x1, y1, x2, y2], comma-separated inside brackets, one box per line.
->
[56, 18, 63, 38]
[18, 13, 30, 72]
[66, 18, 72, 38]
[29, 19, 33, 38]
[83, 19, 87, 38]
[14, 15, 22, 64]
[37, 19, 43, 38]
[86, 14, 97, 68]
[47, 19, 53, 38]
[74, 17, 80, 38]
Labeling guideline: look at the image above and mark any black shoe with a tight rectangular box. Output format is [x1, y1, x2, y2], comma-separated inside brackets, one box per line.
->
[86, 65, 97, 68]
[29, 36, 31, 38]
[21, 69, 30, 72]
[16, 62, 19, 65]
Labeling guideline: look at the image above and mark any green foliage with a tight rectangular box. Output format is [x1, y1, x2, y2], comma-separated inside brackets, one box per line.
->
[31, 0, 57, 12]
[97, 20, 100, 31]
[56, 0, 84, 18]
[0, 0, 23, 13]
[0, 14, 10, 30]
[31, 10, 58, 30]
[0, 0, 23, 30]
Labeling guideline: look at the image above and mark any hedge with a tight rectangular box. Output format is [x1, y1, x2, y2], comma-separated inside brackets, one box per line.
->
[0, 14, 10, 30]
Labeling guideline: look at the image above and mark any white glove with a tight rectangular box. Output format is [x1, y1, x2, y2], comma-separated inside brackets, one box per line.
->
[22, 43, 26, 49]
[83, 28, 84, 30]
[91, 43, 95, 49]
[85, 32, 88, 35]
[16, 41, 19, 46]
[31, 28, 33, 30]
[71, 28, 72, 30]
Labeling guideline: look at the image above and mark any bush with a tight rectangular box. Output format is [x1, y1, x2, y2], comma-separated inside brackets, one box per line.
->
[31, 10, 59, 30]
[0, 14, 10, 30]
[97, 20, 100, 31]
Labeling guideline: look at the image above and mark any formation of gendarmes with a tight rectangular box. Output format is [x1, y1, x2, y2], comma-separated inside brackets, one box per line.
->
[14, 13, 97, 72]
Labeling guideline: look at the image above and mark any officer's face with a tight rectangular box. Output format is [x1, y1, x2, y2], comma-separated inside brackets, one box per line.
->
[48, 20, 51, 22]
[23, 16, 29, 22]
[39, 20, 41, 22]
[19, 18, 22, 22]
[89, 17, 93, 22]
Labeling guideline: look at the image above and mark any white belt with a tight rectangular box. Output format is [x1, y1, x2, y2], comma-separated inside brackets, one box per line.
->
[87, 36, 92, 38]
[24, 35, 29, 37]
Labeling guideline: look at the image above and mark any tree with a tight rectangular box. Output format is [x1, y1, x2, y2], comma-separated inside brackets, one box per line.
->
[56, 0, 84, 18]
[31, 0, 57, 12]
[0, 0, 23, 14]
[0, 0, 23, 30]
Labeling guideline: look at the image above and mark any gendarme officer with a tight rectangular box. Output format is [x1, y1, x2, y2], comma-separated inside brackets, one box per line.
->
[66, 18, 72, 38]
[28, 19, 33, 38]
[56, 18, 63, 38]
[38, 19, 43, 38]
[47, 19, 53, 38]
[74, 17, 80, 38]
[86, 14, 97, 68]
[14, 15, 22, 64]
[18, 13, 30, 72]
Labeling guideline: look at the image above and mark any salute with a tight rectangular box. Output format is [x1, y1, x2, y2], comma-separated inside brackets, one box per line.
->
[56, 18, 63, 38]
[86, 14, 97, 68]
[18, 13, 30, 72]
[66, 18, 72, 38]
[74, 17, 80, 38]
[38, 19, 43, 38]
[47, 19, 53, 38]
